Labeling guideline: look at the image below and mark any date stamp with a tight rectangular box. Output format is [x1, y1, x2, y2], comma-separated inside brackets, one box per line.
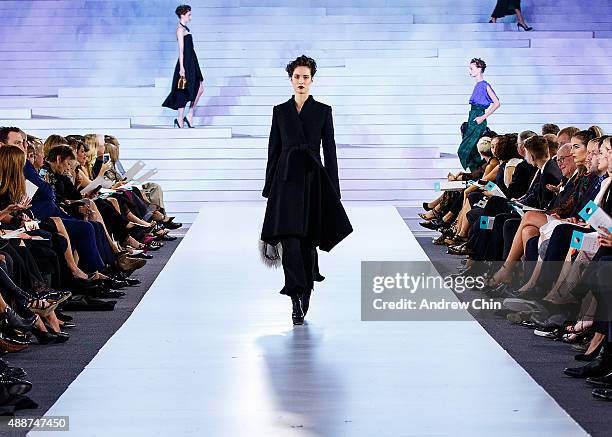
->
[1, 416, 69, 431]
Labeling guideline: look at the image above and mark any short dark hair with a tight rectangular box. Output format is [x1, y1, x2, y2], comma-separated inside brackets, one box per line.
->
[0, 126, 21, 144]
[542, 123, 560, 135]
[175, 4, 191, 18]
[494, 134, 521, 161]
[524, 135, 549, 160]
[543, 133, 559, 156]
[286, 55, 317, 77]
[47, 145, 75, 163]
[470, 58, 487, 72]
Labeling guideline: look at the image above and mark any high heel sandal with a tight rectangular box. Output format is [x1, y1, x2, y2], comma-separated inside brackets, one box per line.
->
[183, 116, 194, 128]
[517, 22, 533, 31]
[422, 202, 433, 211]
[27, 298, 58, 317]
[173, 118, 183, 128]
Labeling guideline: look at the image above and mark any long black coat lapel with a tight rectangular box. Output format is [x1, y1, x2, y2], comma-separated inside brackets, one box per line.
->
[289, 95, 312, 145]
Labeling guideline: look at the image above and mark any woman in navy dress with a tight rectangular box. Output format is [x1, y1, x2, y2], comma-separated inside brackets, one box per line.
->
[489, 0, 533, 31]
[162, 4, 204, 128]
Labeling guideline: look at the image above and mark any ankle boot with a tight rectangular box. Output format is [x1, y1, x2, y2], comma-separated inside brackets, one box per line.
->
[291, 295, 304, 325]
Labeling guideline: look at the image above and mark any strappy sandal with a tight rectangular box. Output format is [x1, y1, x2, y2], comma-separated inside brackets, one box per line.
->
[27, 298, 58, 317]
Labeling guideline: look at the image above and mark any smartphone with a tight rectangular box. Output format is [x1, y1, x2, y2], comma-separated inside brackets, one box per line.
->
[103, 153, 111, 163]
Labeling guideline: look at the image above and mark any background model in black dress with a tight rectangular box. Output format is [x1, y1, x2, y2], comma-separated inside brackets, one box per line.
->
[162, 5, 204, 128]
[489, 0, 533, 30]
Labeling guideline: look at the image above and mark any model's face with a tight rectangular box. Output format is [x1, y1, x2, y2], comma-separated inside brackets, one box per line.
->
[291, 66, 313, 96]
[468, 63, 481, 78]
[181, 11, 192, 22]
[571, 137, 587, 166]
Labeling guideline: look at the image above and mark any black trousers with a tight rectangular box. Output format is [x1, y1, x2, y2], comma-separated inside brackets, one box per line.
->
[279, 237, 318, 298]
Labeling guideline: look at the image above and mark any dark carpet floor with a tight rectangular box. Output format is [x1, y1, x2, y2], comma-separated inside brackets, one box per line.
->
[0, 238, 182, 436]
[417, 235, 609, 437]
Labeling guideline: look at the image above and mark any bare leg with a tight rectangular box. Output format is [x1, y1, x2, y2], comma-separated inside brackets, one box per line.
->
[492, 224, 539, 284]
[187, 80, 205, 124]
[177, 107, 185, 127]
[515, 9, 528, 26]
[50, 217, 88, 280]
[89, 203, 120, 253]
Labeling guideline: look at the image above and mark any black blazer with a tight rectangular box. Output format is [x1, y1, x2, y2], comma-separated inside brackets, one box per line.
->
[519, 159, 562, 209]
[505, 160, 537, 200]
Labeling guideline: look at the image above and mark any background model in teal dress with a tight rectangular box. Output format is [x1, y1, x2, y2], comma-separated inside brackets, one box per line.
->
[457, 58, 500, 172]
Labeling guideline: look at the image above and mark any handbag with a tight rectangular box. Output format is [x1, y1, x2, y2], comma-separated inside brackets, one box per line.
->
[177, 76, 187, 90]
[258, 239, 282, 268]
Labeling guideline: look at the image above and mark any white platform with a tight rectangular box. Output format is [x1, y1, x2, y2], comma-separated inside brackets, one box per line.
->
[29, 205, 586, 437]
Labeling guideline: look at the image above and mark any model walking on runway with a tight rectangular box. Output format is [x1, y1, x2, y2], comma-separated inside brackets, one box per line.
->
[489, 0, 533, 31]
[457, 58, 500, 172]
[260, 55, 353, 325]
[162, 4, 204, 128]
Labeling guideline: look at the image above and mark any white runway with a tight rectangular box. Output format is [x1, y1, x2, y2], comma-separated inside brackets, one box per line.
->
[31, 205, 586, 437]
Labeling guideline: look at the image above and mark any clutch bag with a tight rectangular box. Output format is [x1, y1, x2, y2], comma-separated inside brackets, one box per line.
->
[177, 76, 187, 90]
[258, 239, 282, 268]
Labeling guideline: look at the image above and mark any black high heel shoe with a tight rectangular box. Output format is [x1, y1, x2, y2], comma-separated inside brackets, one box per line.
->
[183, 117, 194, 128]
[173, 118, 182, 128]
[30, 326, 60, 345]
[517, 22, 533, 31]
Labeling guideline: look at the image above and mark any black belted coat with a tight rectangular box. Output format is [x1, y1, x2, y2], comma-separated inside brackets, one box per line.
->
[260, 95, 353, 252]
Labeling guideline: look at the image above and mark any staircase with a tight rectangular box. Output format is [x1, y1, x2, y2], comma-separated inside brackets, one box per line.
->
[0, 0, 610, 230]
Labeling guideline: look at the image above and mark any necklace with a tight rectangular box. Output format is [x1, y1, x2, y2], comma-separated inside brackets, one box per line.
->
[179, 22, 190, 32]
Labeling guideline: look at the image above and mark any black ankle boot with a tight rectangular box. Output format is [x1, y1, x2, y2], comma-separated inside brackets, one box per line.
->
[291, 295, 304, 325]
[301, 289, 312, 317]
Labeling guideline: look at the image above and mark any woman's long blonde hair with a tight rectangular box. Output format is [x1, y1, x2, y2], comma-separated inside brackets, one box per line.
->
[84, 134, 102, 176]
[0, 146, 26, 203]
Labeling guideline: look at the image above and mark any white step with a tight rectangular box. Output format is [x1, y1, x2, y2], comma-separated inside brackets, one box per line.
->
[43, 94, 612, 107]
[121, 157, 459, 170]
[128, 113, 612, 127]
[161, 189, 440, 202]
[0, 108, 31, 119]
[116, 134, 458, 147]
[156, 123, 610, 137]
[151, 178, 443, 191]
[118, 147, 441, 160]
[57, 84, 612, 98]
[30, 103, 612, 118]
[22, 127, 232, 140]
[153, 74, 612, 88]
[0, 118, 131, 130]
[149, 167, 457, 180]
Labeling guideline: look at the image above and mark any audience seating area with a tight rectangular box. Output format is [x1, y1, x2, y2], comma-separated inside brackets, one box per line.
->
[0, 127, 181, 413]
[419, 123, 612, 403]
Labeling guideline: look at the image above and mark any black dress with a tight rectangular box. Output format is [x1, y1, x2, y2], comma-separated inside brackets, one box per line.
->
[162, 32, 204, 110]
[491, 0, 521, 18]
[260, 95, 353, 253]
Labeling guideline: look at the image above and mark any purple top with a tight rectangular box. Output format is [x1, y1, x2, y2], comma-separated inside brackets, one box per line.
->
[469, 80, 497, 107]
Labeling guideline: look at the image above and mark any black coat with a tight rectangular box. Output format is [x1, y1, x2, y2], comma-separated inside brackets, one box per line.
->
[260, 95, 353, 252]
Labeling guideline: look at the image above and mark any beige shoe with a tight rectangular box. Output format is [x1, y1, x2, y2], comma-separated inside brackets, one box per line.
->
[116, 253, 146, 272]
